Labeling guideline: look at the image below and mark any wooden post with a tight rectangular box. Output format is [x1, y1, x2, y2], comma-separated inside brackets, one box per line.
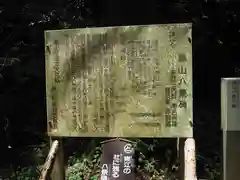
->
[179, 138, 185, 180]
[184, 138, 197, 180]
[50, 137, 65, 180]
[179, 138, 197, 180]
[39, 140, 59, 180]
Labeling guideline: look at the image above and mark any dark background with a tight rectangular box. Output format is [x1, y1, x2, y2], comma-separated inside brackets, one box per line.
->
[0, 0, 240, 178]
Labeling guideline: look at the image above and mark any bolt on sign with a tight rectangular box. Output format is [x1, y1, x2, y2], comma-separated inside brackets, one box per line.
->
[100, 138, 135, 180]
[44, 23, 193, 137]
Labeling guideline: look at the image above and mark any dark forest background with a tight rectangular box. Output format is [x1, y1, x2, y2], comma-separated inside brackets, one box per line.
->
[0, 0, 240, 179]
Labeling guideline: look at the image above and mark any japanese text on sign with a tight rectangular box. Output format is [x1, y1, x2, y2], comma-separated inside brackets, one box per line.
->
[112, 154, 120, 178]
[164, 52, 189, 128]
[231, 81, 239, 108]
[45, 23, 192, 138]
[123, 155, 132, 175]
[101, 164, 109, 180]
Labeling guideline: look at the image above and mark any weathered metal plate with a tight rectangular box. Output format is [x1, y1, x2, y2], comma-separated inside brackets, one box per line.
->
[221, 78, 240, 131]
[45, 23, 193, 137]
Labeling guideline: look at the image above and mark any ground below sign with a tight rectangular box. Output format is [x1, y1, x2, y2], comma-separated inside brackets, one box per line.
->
[45, 23, 193, 137]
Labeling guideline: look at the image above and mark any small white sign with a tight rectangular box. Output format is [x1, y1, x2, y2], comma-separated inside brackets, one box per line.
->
[221, 78, 240, 131]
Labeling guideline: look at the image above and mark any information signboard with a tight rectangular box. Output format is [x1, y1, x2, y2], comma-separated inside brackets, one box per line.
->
[221, 78, 240, 131]
[100, 138, 135, 180]
[45, 23, 193, 137]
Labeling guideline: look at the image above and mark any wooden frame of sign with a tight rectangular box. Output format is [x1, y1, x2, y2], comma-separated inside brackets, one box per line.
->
[43, 23, 196, 180]
[221, 78, 240, 180]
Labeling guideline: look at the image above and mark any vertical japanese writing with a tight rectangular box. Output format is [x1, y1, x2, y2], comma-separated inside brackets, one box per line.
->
[165, 86, 177, 105]
[96, 67, 101, 124]
[178, 53, 188, 109]
[171, 69, 177, 84]
[165, 107, 171, 127]
[124, 39, 160, 98]
[165, 87, 171, 105]
[169, 31, 176, 48]
[72, 72, 77, 130]
[232, 81, 239, 108]
[123, 156, 132, 175]
[153, 57, 160, 85]
[51, 86, 57, 129]
[101, 164, 109, 180]
[112, 154, 120, 178]
[82, 71, 88, 132]
[100, 58, 105, 124]
[53, 40, 60, 84]
[171, 103, 177, 127]
[50, 40, 60, 130]
[165, 66, 178, 127]
[103, 57, 110, 133]
[179, 88, 187, 108]
[165, 105, 177, 127]
[122, 143, 134, 177]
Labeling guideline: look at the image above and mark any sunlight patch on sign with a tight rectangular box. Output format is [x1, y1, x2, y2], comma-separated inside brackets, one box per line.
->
[45, 23, 193, 137]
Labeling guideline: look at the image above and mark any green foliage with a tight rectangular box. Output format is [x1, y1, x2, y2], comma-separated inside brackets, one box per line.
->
[197, 153, 221, 180]
[67, 143, 101, 179]
[5, 138, 220, 179]
[65, 139, 179, 179]
[9, 166, 39, 180]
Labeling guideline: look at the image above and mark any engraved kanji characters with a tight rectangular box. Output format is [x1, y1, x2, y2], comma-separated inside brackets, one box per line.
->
[165, 103, 177, 127]
[232, 80, 239, 108]
[178, 53, 188, 109]
[165, 86, 177, 105]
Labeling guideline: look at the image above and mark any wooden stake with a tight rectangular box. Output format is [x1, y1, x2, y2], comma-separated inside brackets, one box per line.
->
[184, 138, 197, 180]
[179, 138, 185, 180]
[50, 137, 65, 180]
[39, 140, 59, 180]
[179, 138, 197, 180]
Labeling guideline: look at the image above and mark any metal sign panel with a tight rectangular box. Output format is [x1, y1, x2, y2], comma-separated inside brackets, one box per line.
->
[221, 78, 240, 131]
[100, 138, 135, 180]
[45, 23, 193, 137]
